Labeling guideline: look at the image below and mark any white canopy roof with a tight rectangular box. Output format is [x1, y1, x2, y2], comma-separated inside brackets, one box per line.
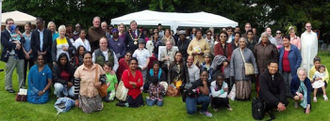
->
[2, 10, 36, 25]
[111, 10, 238, 31]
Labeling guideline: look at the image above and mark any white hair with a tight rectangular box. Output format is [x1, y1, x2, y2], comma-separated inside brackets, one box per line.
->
[297, 67, 306, 75]
[58, 25, 66, 32]
[260, 32, 269, 38]
[239, 37, 248, 43]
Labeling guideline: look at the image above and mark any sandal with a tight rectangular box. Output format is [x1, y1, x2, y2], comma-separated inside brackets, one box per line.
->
[323, 95, 328, 101]
[313, 97, 317, 102]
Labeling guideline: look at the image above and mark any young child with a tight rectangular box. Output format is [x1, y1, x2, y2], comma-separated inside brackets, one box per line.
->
[146, 76, 166, 107]
[312, 65, 328, 102]
[210, 73, 232, 111]
[103, 62, 118, 102]
[133, 38, 151, 90]
[5, 25, 21, 59]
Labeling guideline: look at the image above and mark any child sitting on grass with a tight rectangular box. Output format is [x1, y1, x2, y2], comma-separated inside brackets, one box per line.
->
[312, 65, 328, 102]
[103, 62, 118, 102]
[146, 76, 166, 107]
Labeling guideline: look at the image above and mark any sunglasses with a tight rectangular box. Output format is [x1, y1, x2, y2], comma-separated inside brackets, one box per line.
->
[276, 33, 281, 34]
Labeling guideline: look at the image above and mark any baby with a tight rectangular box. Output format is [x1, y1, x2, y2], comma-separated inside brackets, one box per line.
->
[5, 25, 21, 60]
[312, 65, 328, 102]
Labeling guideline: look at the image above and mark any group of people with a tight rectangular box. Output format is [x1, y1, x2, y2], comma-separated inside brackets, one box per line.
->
[1, 16, 328, 118]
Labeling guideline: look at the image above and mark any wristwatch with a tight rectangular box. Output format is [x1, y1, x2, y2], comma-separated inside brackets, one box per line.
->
[42, 90, 45, 93]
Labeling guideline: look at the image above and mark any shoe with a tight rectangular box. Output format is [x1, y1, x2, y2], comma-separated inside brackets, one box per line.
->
[213, 108, 218, 112]
[268, 110, 275, 119]
[6, 89, 15, 93]
[200, 111, 212, 117]
[294, 101, 298, 108]
[116, 102, 126, 107]
[227, 105, 233, 111]
[323, 95, 328, 101]
[313, 97, 317, 102]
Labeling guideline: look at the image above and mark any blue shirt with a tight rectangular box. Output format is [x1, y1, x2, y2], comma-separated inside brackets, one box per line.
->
[38, 29, 44, 51]
[23, 32, 32, 57]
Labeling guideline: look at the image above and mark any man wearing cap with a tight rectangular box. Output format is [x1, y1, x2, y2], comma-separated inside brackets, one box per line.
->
[124, 20, 144, 53]
[93, 37, 119, 71]
[1, 18, 26, 93]
[158, 23, 164, 39]
[108, 28, 126, 59]
[177, 30, 190, 61]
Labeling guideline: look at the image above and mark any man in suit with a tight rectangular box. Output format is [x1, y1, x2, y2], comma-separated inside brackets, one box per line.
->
[124, 20, 144, 53]
[1, 18, 26, 93]
[31, 17, 53, 68]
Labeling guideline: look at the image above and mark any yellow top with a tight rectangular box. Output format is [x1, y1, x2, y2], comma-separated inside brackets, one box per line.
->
[309, 65, 329, 83]
[187, 38, 210, 64]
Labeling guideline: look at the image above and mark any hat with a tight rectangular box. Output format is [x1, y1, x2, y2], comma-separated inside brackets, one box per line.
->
[10, 25, 17, 33]
[178, 30, 186, 35]
[138, 38, 146, 44]
[111, 28, 119, 33]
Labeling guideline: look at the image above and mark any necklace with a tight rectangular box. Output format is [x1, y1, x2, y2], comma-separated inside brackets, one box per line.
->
[129, 29, 141, 45]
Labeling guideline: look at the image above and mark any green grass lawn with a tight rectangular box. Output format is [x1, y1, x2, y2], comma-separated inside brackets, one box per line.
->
[0, 54, 329, 121]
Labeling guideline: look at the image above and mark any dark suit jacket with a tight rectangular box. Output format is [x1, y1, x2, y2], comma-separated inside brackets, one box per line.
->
[1, 29, 25, 62]
[31, 28, 53, 63]
[124, 29, 144, 53]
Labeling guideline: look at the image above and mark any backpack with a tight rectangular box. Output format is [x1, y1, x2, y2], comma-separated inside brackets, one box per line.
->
[252, 97, 266, 120]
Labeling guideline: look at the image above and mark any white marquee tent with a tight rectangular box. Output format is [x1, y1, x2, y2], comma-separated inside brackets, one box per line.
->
[1, 10, 36, 25]
[111, 10, 238, 32]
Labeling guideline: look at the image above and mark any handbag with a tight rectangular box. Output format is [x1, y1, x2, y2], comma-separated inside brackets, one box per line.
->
[116, 70, 129, 101]
[228, 84, 236, 101]
[16, 88, 27, 102]
[239, 48, 254, 76]
[95, 65, 108, 98]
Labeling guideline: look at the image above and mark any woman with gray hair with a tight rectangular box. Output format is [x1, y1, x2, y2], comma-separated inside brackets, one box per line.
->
[290, 67, 312, 114]
[230, 37, 258, 100]
[253, 32, 278, 93]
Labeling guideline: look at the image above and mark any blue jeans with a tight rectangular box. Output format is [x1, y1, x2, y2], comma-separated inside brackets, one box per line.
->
[54, 83, 74, 98]
[146, 98, 163, 107]
[185, 95, 210, 114]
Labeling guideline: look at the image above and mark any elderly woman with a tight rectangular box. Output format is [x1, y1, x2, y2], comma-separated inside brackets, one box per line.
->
[177, 30, 190, 61]
[122, 58, 145, 107]
[47, 21, 59, 41]
[161, 29, 176, 46]
[214, 31, 233, 87]
[117, 51, 132, 81]
[279, 35, 302, 97]
[74, 52, 105, 113]
[187, 30, 210, 64]
[53, 53, 75, 98]
[27, 54, 52, 104]
[253, 32, 278, 93]
[309, 57, 329, 101]
[230, 37, 258, 100]
[52, 25, 75, 64]
[291, 67, 312, 114]
[288, 26, 301, 50]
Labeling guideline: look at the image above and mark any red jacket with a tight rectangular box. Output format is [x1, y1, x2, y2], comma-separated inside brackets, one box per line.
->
[117, 58, 129, 80]
[122, 69, 144, 99]
[214, 43, 233, 61]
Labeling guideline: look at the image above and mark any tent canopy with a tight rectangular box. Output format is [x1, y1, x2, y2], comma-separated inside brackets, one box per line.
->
[2, 10, 36, 25]
[111, 10, 238, 32]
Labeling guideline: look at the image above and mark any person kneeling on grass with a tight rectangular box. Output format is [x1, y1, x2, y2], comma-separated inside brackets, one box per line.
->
[146, 76, 166, 106]
[291, 67, 312, 114]
[259, 60, 288, 119]
[103, 62, 118, 102]
[185, 70, 212, 117]
[210, 73, 232, 112]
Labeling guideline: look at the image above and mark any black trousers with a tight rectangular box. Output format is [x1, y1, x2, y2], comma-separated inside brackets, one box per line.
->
[264, 94, 289, 112]
[212, 97, 230, 109]
[24, 58, 34, 83]
[127, 94, 144, 108]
